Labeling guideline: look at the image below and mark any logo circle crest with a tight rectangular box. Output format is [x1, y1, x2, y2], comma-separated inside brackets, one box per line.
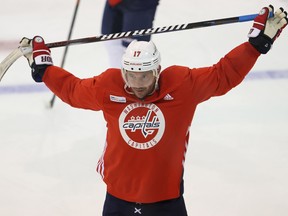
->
[119, 103, 165, 150]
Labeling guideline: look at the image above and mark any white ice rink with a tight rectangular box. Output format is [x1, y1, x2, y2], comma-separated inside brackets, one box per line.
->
[1, 0, 288, 215]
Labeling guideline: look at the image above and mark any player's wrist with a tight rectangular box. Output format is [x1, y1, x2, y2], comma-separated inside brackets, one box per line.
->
[248, 34, 273, 54]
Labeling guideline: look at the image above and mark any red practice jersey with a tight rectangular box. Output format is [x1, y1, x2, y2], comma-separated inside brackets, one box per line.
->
[43, 42, 260, 203]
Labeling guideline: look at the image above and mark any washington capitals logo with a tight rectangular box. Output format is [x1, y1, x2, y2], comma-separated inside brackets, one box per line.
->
[123, 110, 160, 138]
[119, 103, 165, 150]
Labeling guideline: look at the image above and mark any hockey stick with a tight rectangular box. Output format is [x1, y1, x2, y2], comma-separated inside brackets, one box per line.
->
[45, 13, 260, 48]
[49, 0, 80, 108]
[0, 46, 32, 81]
[0, 13, 260, 83]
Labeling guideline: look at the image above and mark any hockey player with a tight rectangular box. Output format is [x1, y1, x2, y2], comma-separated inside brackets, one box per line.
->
[20, 5, 287, 216]
[101, 0, 160, 67]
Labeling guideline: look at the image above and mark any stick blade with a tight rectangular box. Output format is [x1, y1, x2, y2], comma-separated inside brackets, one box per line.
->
[0, 48, 25, 82]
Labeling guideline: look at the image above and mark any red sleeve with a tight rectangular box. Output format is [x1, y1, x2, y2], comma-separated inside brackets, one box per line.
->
[42, 66, 105, 110]
[190, 42, 261, 103]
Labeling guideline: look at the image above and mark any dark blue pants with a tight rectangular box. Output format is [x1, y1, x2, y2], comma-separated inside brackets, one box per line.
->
[101, 0, 159, 47]
[102, 193, 188, 216]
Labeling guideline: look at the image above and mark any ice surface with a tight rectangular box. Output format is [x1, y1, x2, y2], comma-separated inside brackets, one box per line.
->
[0, 0, 287, 215]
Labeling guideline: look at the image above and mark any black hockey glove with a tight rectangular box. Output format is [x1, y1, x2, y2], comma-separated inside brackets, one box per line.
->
[248, 5, 287, 54]
[20, 36, 53, 82]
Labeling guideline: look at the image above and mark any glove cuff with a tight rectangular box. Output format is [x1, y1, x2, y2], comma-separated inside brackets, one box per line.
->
[248, 34, 273, 54]
[31, 62, 50, 82]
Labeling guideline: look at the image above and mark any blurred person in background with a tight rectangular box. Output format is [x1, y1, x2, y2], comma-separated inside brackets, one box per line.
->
[101, 0, 160, 67]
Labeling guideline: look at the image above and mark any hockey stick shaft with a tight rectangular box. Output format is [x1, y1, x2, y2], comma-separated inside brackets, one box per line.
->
[60, 0, 80, 68]
[45, 13, 259, 49]
[0, 13, 261, 83]
[49, 0, 80, 108]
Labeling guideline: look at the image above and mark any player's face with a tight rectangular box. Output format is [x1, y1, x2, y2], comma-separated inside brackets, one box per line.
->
[126, 71, 156, 99]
